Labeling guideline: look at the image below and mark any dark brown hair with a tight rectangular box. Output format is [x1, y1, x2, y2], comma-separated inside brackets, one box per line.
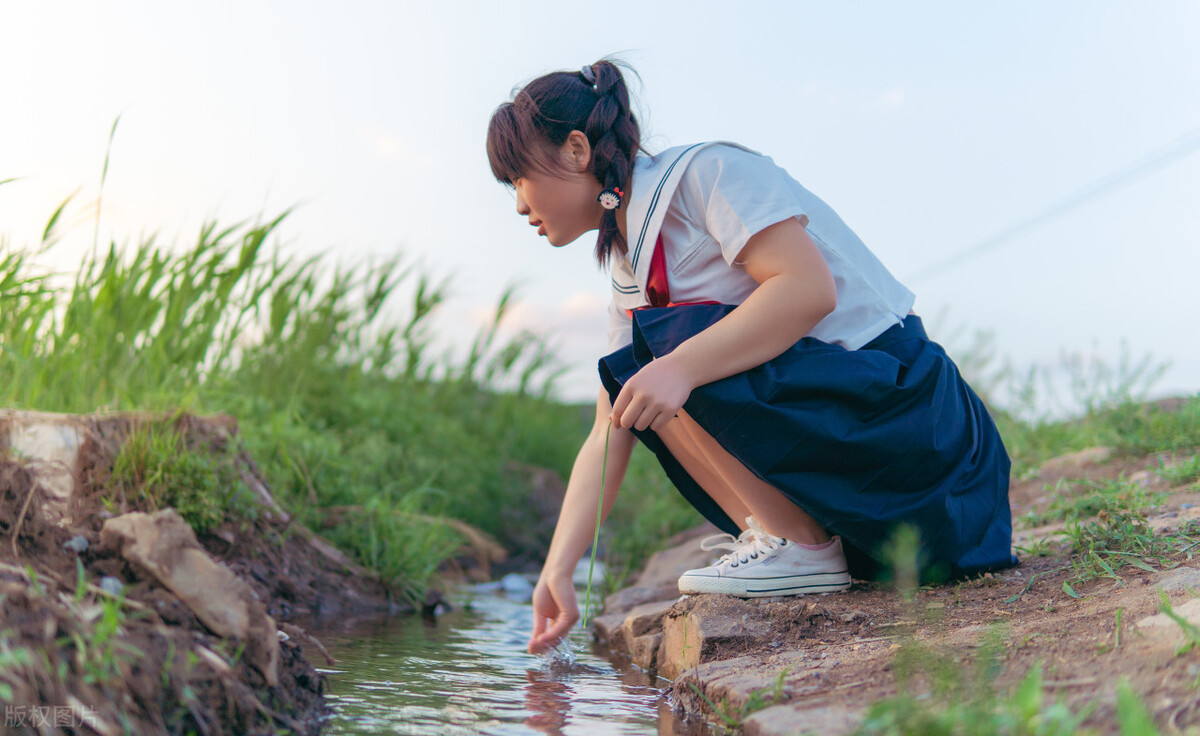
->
[487, 59, 642, 265]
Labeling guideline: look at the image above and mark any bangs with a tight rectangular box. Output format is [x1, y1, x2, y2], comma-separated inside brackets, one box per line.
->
[486, 93, 563, 185]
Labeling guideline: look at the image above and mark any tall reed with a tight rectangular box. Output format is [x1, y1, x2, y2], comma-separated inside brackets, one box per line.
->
[1, 207, 579, 605]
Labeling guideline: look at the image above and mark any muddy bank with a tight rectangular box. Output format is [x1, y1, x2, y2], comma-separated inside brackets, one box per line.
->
[0, 411, 402, 735]
[594, 443, 1200, 734]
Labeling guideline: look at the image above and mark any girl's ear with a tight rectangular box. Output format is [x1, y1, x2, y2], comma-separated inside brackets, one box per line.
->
[561, 130, 593, 173]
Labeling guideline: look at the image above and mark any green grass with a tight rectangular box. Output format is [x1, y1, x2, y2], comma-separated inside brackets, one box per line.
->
[1, 208, 581, 606]
[105, 419, 260, 534]
[1159, 454, 1200, 488]
[1020, 478, 1164, 529]
[856, 532, 1167, 736]
[993, 395, 1200, 479]
[853, 651, 1162, 736]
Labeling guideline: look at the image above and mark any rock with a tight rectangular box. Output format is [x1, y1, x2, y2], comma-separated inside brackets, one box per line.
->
[619, 599, 676, 640]
[500, 572, 533, 597]
[100, 509, 280, 687]
[675, 650, 826, 718]
[594, 599, 675, 655]
[98, 576, 124, 596]
[592, 611, 628, 648]
[658, 606, 773, 680]
[63, 535, 89, 554]
[1136, 598, 1200, 647]
[1150, 506, 1200, 533]
[0, 411, 86, 526]
[744, 703, 862, 736]
[1156, 565, 1200, 592]
[1038, 447, 1113, 476]
[630, 632, 662, 671]
[604, 585, 679, 616]
[634, 524, 721, 591]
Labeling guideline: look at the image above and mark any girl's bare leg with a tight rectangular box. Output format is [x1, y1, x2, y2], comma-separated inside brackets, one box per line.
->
[656, 410, 830, 545]
[654, 420, 753, 527]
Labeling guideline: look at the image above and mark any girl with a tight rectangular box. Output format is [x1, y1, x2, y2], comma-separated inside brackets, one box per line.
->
[487, 60, 1015, 655]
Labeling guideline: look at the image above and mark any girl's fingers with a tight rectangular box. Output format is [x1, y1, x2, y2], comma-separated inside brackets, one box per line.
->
[648, 411, 675, 432]
[543, 616, 574, 647]
[529, 615, 547, 652]
[634, 406, 659, 432]
[611, 392, 635, 428]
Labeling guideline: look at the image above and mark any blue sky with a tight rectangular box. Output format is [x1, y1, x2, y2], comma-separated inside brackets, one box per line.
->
[2, 2, 1198, 408]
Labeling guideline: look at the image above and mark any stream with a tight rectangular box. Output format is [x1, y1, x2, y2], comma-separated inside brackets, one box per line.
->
[303, 583, 712, 735]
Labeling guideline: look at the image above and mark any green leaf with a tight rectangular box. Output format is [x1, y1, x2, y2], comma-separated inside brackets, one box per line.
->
[1116, 679, 1160, 735]
[42, 189, 79, 244]
[1012, 662, 1043, 721]
[1062, 580, 1081, 598]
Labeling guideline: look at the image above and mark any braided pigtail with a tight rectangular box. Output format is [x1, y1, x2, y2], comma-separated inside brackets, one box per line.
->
[487, 58, 642, 266]
[584, 61, 640, 265]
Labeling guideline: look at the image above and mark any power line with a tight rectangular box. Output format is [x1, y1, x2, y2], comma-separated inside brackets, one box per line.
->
[906, 125, 1200, 283]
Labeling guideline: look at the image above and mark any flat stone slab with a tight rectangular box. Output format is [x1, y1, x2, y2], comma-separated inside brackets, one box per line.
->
[1156, 565, 1200, 592]
[659, 606, 774, 680]
[744, 702, 862, 736]
[593, 611, 627, 647]
[1136, 596, 1200, 648]
[101, 509, 280, 686]
[619, 598, 677, 640]
[677, 649, 836, 702]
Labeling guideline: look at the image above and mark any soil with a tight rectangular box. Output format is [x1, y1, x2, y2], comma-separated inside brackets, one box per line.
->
[602, 445, 1200, 734]
[0, 413, 403, 736]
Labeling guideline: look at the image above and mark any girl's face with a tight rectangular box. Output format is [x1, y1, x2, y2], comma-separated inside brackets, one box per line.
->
[514, 135, 603, 247]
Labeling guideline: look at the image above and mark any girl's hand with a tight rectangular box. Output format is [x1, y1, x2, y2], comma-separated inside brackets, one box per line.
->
[611, 354, 694, 432]
[528, 573, 580, 654]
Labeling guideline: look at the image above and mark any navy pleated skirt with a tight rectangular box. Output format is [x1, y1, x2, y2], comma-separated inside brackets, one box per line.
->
[598, 304, 1016, 581]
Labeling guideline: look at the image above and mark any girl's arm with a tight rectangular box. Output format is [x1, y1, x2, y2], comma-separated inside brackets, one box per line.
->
[611, 217, 836, 432]
[529, 389, 636, 654]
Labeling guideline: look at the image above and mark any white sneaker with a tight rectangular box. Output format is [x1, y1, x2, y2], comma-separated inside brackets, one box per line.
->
[678, 517, 851, 597]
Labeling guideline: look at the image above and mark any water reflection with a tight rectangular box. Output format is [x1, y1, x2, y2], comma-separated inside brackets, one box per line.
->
[300, 586, 709, 736]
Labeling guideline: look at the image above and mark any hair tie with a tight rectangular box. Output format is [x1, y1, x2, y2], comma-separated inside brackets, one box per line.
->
[597, 186, 623, 210]
[580, 64, 597, 89]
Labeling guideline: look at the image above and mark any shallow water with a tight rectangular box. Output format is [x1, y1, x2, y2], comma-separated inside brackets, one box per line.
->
[304, 586, 709, 736]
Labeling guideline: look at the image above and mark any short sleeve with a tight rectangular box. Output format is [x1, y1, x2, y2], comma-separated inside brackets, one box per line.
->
[677, 146, 809, 265]
[607, 299, 633, 350]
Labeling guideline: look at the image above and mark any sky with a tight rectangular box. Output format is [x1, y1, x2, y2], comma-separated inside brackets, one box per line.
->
[2, 1, 1198, 410]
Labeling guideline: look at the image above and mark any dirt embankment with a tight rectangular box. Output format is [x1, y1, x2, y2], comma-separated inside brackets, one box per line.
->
[0, 411, 403, 736]
[595, 442, 1200, 734]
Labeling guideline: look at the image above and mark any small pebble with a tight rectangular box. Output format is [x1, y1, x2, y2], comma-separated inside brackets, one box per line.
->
[501, 573, 534, 597]
[99, 577, 124, 596]
[1183, 503, 1195, 510]
[63, 536, 89, 554]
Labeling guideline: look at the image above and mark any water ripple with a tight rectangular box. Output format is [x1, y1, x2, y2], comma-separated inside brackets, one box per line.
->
[302, 585, 707, 736]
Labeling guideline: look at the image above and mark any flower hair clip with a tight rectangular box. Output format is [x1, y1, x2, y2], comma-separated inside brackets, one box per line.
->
[597, 186, 623, 210]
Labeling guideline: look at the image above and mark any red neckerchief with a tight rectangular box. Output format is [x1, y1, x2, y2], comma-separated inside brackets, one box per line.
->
[626, 234, 721, 316]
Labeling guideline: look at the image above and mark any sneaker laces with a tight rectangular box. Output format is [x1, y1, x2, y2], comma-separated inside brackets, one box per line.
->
[698, 517, 787, 568]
